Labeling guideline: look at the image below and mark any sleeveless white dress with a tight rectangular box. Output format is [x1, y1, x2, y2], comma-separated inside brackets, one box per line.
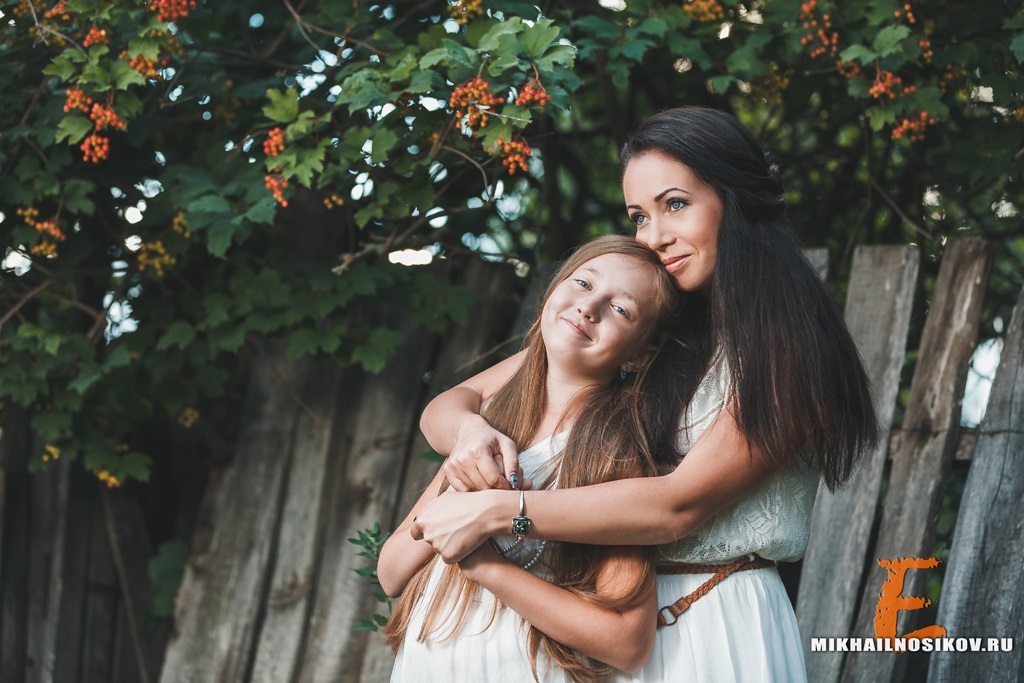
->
[611, 354, 818, 683]
[390, 432, 572, 683]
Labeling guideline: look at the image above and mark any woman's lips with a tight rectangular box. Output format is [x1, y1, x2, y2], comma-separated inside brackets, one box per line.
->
[662, 255, 689, 274]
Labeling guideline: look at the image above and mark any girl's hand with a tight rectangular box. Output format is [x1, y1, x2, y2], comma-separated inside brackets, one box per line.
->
[457, 540, 504, 583]
[443, 414, 520, 492]
[410, 488, 507, 563]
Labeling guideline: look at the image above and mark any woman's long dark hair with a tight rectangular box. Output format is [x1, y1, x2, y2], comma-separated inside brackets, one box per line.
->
[621, 106, 879, 490]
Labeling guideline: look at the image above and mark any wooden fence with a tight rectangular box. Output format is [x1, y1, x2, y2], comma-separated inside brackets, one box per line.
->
[0, 238, 1021, 682]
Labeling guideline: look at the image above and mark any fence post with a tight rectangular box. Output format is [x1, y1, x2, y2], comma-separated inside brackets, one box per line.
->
[841, 238, 994, 682]
[928, 284, 1024, 682]
[799, 245, 919, 683]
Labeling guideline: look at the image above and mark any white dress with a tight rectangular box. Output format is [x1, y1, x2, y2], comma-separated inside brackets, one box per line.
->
[612, 354, 819, 683]
[390, 432, 572, 683]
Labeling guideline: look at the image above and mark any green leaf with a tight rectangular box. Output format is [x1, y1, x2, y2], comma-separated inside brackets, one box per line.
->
[370, 128, 399, 166]
[474, 17, 523, 51]
[43, 54, 76, 81]
[119, 450, 152, 482]
[156, 322, 196, 351]
[263, 87, 300, 123]
[190, 195, 231, 214]
[839, 44, 878, 65]
[206, 221, 237, 258]
[351, 328, 404, 373]
[111, 60, 147, 89]
[873, 25, 910, 57]
[1011, 34, 1024, 64]
[866, 107, 897, 131]
[707, 75, 734, 95]
[55, 115, 93, 145]
[148, 540, 189, 618]
[287, 328, 321, 359]
[522, 18, 561, 59]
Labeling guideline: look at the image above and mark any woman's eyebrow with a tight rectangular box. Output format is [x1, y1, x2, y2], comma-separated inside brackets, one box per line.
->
[626, 187, 690, 209]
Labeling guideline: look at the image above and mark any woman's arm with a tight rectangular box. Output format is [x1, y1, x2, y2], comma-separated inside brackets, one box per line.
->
[412, 405, 774, 562]
[419, 350, 526, 491]
[377, 466, 449, 598]
[458, 544, 657, 673]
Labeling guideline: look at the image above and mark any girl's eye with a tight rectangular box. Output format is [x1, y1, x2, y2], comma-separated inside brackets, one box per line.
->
[612, 304, 628, 317]
[575, 278, 591, 290]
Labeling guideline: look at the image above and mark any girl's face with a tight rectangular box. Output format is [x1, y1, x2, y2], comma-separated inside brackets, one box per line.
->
[540, 253, 660, 382]
[622, 153, 724, 293]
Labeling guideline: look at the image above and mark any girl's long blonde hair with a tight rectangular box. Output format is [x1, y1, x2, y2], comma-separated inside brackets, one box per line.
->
[384, 236, 690, 682]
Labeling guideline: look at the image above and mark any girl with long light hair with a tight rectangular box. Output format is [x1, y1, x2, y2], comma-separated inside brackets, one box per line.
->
[378, 235, 705, 682]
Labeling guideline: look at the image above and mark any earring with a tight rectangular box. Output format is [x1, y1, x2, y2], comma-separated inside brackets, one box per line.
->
[619, 369, 627, 381]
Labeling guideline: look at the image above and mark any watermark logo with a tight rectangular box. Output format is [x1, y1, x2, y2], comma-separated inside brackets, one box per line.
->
[874, 556, 945, 639]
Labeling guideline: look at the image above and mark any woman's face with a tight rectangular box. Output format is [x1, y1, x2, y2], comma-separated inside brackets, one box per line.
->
[540, 253, 659, 382]
[622, 153, 724, 293]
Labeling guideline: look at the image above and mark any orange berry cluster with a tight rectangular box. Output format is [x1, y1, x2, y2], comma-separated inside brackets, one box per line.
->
[84, 27, 108, 47]
[96, 470, 122, 488]
[918, 38, 933, 62]
[64, 88, 92, 113]
[120, 51, 165, 79]
[497, 138, 531, 175]
[90, 103, 125, 131]
[837, 61, 861, 79]
[799, 1, 838, 60]
[892, 111, 934, 141]
[138, 240, 176, 277]
[448, 0, 483, 26]
[150, 0, 197, 23]
[682, 0, 724, 22]
[869, 71, 915, 100]
[41, 444, 61, 463]
[172, 211, 191, 238]
[323, 193, 345, 209]
[44, 1, 71, 20]
[515, 80, 551, 110]
[19, 206, 66, 257]
[893, 3, 916, 24]
[263, 127, 286, 157]
[81, 133, 110, 163]
[450, 77, 504, 132]
[753, 71, 791, 104]
[265, 172, 289, 207]
[177, 407, 200, 428]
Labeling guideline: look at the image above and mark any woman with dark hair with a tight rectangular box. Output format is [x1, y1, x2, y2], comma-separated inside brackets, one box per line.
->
[410, 106, 878, 682]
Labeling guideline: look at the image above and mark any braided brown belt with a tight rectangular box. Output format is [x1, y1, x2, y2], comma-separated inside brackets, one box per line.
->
[655, 553, 776, 627]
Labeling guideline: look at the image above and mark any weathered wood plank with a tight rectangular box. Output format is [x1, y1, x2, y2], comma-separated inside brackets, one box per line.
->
[104, 488, 167, 683]
[0, 405, 31, 682]
[798, 245, 919, 683]
[359, 260, 521, 683]
[158, 347, 306, 683]
[842, 238, 993, 683]
[928, 284, 1024, 682]
[296, 325, 438, 683]
[27, 456, 71, 683]
[249, 363, 340, 683]
[83, 490, 118, 683]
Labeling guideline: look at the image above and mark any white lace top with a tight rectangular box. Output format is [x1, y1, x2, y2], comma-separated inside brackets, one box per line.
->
[655, 354, 820, 565]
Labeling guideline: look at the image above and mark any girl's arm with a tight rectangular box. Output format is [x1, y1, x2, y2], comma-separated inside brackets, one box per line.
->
[412, 405, 774, 562]
[419, 350, 526, 491]
[458, 543, 657, 673]
[377, 466, 449, 598]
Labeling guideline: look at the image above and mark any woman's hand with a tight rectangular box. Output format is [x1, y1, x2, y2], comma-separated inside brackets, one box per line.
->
[443, 414, 520, 492]
[410, 488, 510, 563]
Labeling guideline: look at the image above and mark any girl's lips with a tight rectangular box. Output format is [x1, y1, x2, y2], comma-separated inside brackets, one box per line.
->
[662, 255, 689, 274]
[561, 318, 592, 339]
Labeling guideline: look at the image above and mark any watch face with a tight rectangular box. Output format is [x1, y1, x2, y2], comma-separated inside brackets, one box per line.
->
[512, 517, 531, 536]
